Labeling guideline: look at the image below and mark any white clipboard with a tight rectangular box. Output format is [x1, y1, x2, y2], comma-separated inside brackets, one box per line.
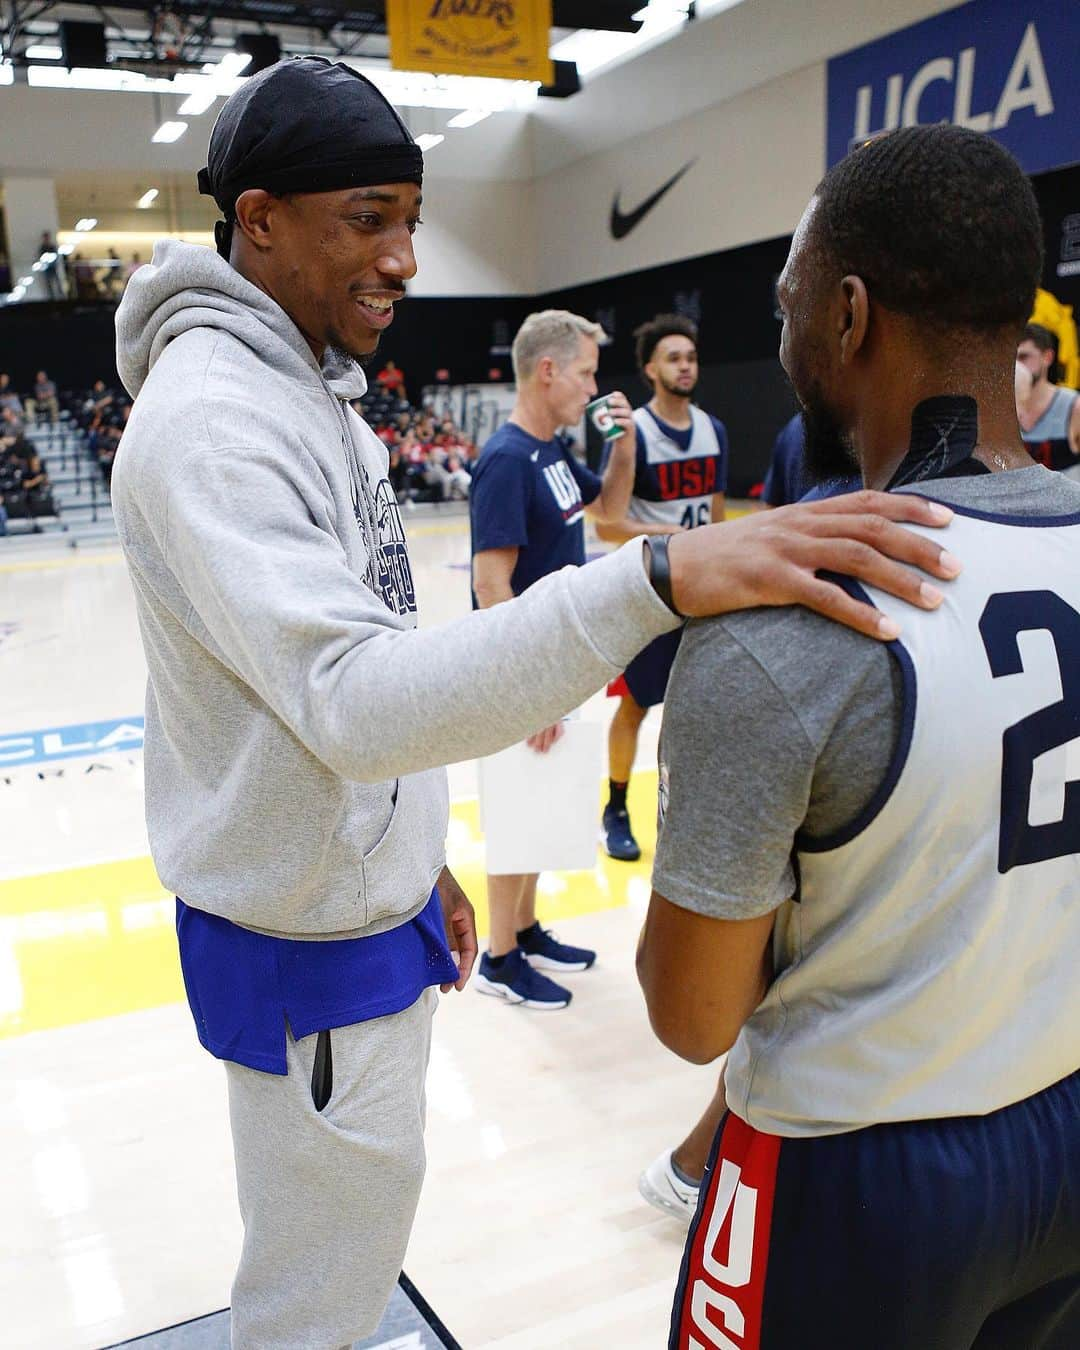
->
[478, 720, 604, 875]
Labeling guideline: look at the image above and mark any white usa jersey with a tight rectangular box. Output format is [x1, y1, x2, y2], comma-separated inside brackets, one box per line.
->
[621, 405, 728, 530]
[726, 502, 1080, 1136]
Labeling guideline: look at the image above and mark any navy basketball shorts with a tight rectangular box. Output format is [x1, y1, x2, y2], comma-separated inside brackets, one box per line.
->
[621, 628, 684, 708]
[671, 1069, 1080, 1350]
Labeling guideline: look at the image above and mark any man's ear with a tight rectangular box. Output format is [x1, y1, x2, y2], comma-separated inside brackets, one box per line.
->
[233, 189, 278, 252]
[839, 274, 870, 366]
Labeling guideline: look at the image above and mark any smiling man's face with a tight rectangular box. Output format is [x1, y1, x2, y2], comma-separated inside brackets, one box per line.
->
[237, 182, 423, 362]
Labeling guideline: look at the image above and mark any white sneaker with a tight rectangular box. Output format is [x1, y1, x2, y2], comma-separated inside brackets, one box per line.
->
[638, 1149, 700, 1223]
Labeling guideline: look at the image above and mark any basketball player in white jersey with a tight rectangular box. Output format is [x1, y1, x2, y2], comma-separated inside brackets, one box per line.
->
[596, 314, 728, 862]
[1016, 322, 1080, 478]
[640, 124, 1080, 1349]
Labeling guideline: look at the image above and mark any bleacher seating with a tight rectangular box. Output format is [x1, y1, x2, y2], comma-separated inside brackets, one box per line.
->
[1, 410, 114, 544]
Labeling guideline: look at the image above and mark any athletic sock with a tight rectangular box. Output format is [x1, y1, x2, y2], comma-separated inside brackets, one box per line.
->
[670, 1154, 702, 1188]
[608, 779, 629, 813]
[486, 951, 511, 970]
[515, 921, 542, 945]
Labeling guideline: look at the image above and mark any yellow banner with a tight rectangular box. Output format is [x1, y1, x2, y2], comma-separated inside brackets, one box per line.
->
[388, 0, 554, 84]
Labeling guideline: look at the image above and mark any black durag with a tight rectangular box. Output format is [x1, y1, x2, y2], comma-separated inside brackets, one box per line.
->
[197, 56, 424, 258]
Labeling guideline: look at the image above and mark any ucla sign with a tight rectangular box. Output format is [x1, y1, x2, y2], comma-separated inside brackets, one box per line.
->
[0, 716, 144, 766]
[827, 0, 1080, 175]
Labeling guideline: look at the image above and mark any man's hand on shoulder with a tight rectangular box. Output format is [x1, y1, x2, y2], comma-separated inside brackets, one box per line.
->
[665, 490, 962, 641]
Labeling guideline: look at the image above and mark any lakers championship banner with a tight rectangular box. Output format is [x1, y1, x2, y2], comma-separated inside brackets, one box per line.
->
[388, 0, 554, 84]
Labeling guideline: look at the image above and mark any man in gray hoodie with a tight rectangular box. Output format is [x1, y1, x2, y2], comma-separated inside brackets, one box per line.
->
[111, 56, 961, 1350]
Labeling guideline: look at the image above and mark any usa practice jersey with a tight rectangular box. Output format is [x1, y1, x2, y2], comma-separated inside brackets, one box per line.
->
[724, 503, 1080, 1137]
[619, 405, 728, 529]
[1021, 385, 1079, 472]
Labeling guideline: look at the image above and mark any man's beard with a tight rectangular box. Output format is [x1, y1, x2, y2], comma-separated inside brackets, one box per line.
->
[327, 337, 377, 368]
[800, 388, 859, 484]
[657, 373, 695, 399]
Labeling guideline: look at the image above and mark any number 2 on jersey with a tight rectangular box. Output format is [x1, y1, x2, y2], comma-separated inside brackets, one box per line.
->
[979, 590, 1080, 872]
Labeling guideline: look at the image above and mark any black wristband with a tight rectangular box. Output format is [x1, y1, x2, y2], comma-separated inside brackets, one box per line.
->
[644, 535, 682, 616]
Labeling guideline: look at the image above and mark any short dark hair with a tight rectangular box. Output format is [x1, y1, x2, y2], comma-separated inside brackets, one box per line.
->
[634, 313, 698, 374]
[813, 124, 1043, 333]
[1021, 322, 1056, 353]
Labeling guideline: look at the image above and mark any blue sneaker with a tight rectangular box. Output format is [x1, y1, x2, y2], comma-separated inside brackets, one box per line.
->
[603, 805, 641, 862]
[517, 922, 596, 973]
[474, 948, 571, 1009]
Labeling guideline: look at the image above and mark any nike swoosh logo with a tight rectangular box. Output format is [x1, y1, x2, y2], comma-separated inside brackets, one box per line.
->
[610, 160, 696, 240]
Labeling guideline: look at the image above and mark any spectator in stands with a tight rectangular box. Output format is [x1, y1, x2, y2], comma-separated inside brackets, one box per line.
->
[1, 415, 52, 524]
[400, 429, 427, 476]
[105, 249, 125, 300]
[18, 449, 48, 494]
[375, 359, 407, 403]
[443, 451, 470, 499]
[398, 431, 428, 501]
[0, 376, 24, 421]
[28, 370, 59, 424]
[73, 253, 99, 299]
[87, 379, 114, 415]
[0, 444, 16, 535]
[1, 405, 28, 450]
[0, 388, 23, 429]
[388, 444, 409, 502]
[420, 446, 455, 503]
[96, 405, 129, 486]
[125, 253, 145, 283]
[39, 231, 63, 299]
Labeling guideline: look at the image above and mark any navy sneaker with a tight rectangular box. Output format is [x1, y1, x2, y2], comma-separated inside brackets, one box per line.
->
[603, 805, 641, 862]
[474, 948, 571, 1009]
[517, 922, 596, 973]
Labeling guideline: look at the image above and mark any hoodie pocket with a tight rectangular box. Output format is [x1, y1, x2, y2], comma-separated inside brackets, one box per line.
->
[360, 767, 449, 929]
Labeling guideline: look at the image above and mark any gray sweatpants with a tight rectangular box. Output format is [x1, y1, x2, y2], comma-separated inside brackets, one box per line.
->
[224, 988, 437, 1350]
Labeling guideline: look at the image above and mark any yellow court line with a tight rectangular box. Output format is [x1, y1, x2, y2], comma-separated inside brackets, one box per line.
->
[0, 773, 660, 1040]
[0, 550, 124, 575]
[404, 519, 470, 538]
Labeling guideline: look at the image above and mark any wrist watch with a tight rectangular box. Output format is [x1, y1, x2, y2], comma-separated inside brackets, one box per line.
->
[644, 536, 683, 616]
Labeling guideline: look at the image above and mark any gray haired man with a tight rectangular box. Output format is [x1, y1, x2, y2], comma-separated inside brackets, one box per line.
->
[469, 308, 638, 1008]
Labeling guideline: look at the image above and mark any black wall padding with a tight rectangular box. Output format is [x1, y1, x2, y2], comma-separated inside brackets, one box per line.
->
[2, 164, 1075, 495]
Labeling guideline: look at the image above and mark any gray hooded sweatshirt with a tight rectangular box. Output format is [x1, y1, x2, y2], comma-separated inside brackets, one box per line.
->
[112, 240, 680, 938]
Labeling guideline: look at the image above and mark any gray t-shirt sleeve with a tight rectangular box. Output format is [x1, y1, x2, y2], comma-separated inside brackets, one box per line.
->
[653, 606, 902, 919]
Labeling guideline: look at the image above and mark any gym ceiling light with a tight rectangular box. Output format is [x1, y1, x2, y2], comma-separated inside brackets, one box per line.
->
[151, 121, 187, 143]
